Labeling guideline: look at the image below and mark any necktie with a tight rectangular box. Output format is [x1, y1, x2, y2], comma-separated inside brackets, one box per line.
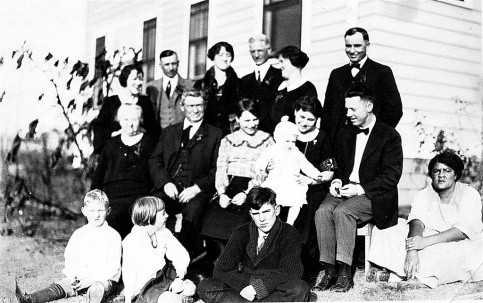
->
[181, 125, 192, 148]
[351, 63, 360, 69]
[257, 235, 267, 255]
[257, 70, 261, 82]
[166, 81, 171, 98]
[355, 127, 369, 135]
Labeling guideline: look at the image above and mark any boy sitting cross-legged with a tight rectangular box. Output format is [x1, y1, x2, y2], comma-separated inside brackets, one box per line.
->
[16, 189, 122, 303]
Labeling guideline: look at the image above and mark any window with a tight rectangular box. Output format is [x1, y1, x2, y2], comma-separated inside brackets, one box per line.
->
[188, 1, 209, 79]
[263, 0, 302, 51]
[94, 36, 105, 77]
[93, 36, 105, 108]
[143, 18, 157, 83]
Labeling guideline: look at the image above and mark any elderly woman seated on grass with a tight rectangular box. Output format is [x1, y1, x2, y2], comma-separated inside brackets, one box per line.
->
[368, 150, 483, 289]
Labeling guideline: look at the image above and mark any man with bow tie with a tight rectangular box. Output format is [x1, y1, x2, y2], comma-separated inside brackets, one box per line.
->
[149, 88, 223, 256]
[321, 27, 402, 142]
[313, 83, 403, 292]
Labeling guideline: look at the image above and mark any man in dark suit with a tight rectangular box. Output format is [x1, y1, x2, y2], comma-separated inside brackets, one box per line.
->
[146, 50, 193, 130]
[314, 83, 403, 292]
[198, 187, 309, 302]
[322, 27, 402, 142]
[239, 34, 284, 133]
[149, 88, 223, 255]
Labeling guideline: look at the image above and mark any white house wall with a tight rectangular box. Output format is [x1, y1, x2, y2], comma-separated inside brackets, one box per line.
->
[84, 0, 482, 202]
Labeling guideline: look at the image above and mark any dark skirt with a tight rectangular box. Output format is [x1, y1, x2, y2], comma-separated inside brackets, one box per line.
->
[133, 262, 176, 303]
[104, 181, 150, 239]
[201, 176, 251, 240]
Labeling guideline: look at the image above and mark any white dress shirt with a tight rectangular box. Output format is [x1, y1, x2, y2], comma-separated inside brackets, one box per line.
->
[351, 55, 368, 77]
[183, 118, 203, 139]
[348, 117, 376, 194]
[254, 61, 271, 82]
[163, 74, 179, 98]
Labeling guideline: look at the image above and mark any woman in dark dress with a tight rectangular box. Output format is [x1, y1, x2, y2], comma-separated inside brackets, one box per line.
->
[197, 42, 239, 135]
[292, 95, 335, 281]
[91, 104, 157, 239]
[92, 64, 158, 154]
[271, 46, 317, 132]
[200, 99, 274, 269]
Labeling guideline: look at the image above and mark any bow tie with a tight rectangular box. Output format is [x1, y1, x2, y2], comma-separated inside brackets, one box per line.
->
[350, 63, 360, 69]
[355, 127, 369, 135]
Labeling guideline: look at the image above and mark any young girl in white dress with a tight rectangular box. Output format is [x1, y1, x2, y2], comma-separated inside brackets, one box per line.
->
[122, 196, 196, 303]
[255, 116, 324, 225]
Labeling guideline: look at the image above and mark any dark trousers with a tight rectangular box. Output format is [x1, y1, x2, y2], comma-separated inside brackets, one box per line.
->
[158, 190, 211, 255]
[315, 194, 373, 266]
[198, 277, 309, 302]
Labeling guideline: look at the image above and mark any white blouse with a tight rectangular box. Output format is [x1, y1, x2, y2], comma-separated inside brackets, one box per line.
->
[122, 225, 190, 300]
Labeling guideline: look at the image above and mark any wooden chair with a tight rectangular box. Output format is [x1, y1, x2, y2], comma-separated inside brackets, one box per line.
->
[357, 223, 374, 277]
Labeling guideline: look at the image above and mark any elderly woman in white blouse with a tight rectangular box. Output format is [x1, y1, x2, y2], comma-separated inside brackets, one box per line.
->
[368, 151, 483, 289]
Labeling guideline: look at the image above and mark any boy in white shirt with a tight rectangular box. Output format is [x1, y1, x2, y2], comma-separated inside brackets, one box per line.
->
[16, 189, 122, 303]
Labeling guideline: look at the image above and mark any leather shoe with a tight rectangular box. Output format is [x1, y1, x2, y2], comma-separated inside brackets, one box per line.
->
[330, 275, 354, 292]
[312, 274, 337, 291]
[15, 279, 32, 303]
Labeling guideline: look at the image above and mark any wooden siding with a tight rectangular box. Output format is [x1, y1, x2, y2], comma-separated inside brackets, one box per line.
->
[208, 0, 259, 77]
[84, 0, 482, 198]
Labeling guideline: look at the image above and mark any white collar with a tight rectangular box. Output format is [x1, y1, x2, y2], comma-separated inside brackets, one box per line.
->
[350, 56, 368, 68]
[286, 78, 307, 92]
[162, 74, 178, 87]
[183, 119, 203, 131]
[359, 116, 376, 135]
[254, 61, 271, 80]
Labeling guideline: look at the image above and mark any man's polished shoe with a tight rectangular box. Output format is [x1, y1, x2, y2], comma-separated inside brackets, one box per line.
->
[330, 275, 354, 292]
[312, 274, 337, 291]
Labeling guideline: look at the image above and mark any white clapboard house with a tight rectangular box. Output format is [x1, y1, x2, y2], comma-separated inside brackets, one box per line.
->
[85, 0, 482, 203]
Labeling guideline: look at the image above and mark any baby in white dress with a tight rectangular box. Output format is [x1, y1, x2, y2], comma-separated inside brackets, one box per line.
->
[255, 117, 323, 225]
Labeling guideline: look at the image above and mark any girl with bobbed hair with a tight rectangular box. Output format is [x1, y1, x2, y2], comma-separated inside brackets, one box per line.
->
[123, 196, 196, 303]
[368, 150, 483, 289]
[270, 46, 317, 132]
[196, 41, 239, 135]
[92, 64, 158, 154]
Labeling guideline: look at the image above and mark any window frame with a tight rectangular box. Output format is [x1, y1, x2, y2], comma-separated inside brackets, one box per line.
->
[188, 0, 209, 80]
[263, 0, 302, 51]
[142, 17, 157, 84]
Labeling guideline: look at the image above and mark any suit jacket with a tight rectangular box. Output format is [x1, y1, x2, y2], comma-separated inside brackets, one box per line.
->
[149, 121, 223, 194]
[146, 75, 194, 129]
[239, 66, 284, 133]
[213, 219, 304, 300]
[322, 58, 402, 142]
[334, 121, 403, 229]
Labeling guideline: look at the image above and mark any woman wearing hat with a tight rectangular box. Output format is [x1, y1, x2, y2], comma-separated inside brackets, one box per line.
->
[368, 150, 483, 288]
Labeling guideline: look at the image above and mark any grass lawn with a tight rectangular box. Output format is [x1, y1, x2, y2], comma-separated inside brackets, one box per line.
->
[1, 218, 482, 302]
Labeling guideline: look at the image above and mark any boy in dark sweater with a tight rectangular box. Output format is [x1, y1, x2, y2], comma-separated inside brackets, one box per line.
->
[198, 187, 309, 302]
